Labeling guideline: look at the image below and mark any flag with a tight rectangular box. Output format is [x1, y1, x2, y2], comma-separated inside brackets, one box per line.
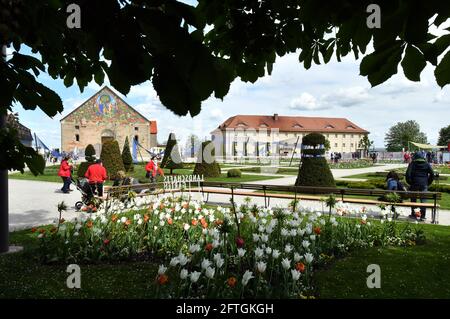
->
[132, 137, 138, 163]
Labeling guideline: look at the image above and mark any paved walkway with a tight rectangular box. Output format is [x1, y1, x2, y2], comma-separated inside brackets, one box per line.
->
[8, 163, 449, 230]
[8, 179, 85, 231]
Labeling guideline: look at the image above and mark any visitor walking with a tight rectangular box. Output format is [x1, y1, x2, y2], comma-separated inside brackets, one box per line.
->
[406, 152, 435, 221]
[145, 155, 164, 183]
[85, 159, 108, 197]
[58, 155, 73, 193]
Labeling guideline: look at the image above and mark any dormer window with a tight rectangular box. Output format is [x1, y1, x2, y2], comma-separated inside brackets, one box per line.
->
[292, 123, 303, 129]
[346, 125, 355, 129]
[237, 122, 247, 127]
[325, 124, 334, 129]
[260, 123, 268, 128]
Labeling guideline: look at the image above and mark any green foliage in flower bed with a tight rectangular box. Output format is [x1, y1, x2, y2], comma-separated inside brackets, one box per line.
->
[30, 196, 424, 298]
[328, 159, 374, 169]
[227, 169, 242, 178]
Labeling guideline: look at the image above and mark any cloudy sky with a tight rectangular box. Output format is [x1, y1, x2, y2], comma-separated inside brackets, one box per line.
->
[9, 7, 450, 150]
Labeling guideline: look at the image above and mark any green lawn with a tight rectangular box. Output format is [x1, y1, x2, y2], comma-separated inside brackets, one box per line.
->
[2, 223, 450, 298]
[314, 223, 450, 298]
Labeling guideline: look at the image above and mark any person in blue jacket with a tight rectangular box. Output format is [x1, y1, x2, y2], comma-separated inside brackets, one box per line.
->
[405, 151, 435, 221]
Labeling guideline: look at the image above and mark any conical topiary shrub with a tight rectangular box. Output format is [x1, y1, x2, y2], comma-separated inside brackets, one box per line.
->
[160, 133, 183, 174]
[121, 136, 134, 172]
[85, 144, 96, 162]
[100, 140, 125, 180]
[295, 133, 335, 187]
[193, 141, 221, 177]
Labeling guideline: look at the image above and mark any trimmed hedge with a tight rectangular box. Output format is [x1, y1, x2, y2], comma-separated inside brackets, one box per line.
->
[85, 144, 96, 162]
[122, 137, 134, 172]
[100, 140, 125, 180]
[227, 169, 242, 178]
[295, 133, 335, 187]
[193, 141, 221, 177]
[161, 133, 184, 174]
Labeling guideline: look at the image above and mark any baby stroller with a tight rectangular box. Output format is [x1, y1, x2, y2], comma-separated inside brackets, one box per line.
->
[72, 177, 95, 211]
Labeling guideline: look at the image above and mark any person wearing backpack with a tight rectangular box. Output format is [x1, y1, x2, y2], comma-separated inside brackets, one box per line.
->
[406, 151, 435, 221]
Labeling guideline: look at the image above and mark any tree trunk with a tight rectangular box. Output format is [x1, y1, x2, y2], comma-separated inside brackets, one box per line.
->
[0, 44, 9, 253]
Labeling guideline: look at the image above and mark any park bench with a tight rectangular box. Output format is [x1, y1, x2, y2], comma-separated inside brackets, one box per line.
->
[197, 182, 442, 224]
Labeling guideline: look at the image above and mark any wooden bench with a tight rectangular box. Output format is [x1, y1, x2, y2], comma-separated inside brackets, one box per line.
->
[198, 182, 442, 224]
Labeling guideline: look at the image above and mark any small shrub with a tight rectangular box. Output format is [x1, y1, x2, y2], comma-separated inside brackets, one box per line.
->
[121, 137, 134, 172]
[77, 162, 93, 178]
[193, 141, 221, 177]
[85, 144, 96, 162]
[346, 182, 376, 189]
[100, 140, 125, 180]
[227, 169, 242, 178]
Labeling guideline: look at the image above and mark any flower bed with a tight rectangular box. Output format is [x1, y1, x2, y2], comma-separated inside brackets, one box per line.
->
[33, 195, 424, 298]
[329, 159, 374, 169]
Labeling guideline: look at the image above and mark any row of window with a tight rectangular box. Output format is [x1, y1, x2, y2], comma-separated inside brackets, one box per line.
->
[73, 135, 141, 143]
[232, 132, 359, 139]
[74, 125, 141, 131]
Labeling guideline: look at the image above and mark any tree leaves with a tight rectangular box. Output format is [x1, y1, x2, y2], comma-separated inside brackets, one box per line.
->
[435, 51, 450, 88]
[401, 45, 426, 81]
[360, 41, 405, 87]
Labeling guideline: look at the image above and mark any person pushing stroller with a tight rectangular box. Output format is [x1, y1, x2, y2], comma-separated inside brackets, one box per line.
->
[84, 159, 108, 197]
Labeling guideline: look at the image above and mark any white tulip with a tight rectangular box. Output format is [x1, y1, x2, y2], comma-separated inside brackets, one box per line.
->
[272, 249, 281, 259]
[180, 269, 188, 280]
[285, 244, 292, 254]
[304, 253, 314, 264]
[170, 257, 180, 267]
[256, 261, 267, 273]
[291, 269, 301, 281]
[302, 240, 310, 249]
[255, 247, 264, 259]
[310, 234, 316, 241]
[201, 258, 212, 270]
[158, 264, 167, 275]
[238, 248, 246, 257]
[281, 258, 291, 270]
[242, 270, 254, 286]
[190, 271, 201, 283]
[294, 252, 301, 262]
[252, 234, 260, 242]
[205, 267, 216, 279]
[189, 244, 200, 254]
[184, 223, 190, 231]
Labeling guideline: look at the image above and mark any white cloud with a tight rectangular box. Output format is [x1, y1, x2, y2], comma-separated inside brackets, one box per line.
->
[290, 92, 323, 110]
[322, 86, 370, 107]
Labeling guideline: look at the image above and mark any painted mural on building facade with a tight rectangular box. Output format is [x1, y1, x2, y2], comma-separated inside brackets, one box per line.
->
[64, 87, 147, 124]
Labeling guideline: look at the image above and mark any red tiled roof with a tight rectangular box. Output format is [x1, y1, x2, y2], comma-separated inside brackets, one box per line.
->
[215, 114, 368, 134]
[150, 120, 157, 134]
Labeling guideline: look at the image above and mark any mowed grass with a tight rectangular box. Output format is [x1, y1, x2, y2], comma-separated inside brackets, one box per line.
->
[314, 223, 450, 298]
[2, 224, 450, 298]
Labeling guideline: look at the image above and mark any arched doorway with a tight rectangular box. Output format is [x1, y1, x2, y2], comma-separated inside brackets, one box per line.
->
[101, 129, 115, 144]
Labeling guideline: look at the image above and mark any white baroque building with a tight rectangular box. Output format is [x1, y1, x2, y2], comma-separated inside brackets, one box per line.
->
[211, 114, 369, 157]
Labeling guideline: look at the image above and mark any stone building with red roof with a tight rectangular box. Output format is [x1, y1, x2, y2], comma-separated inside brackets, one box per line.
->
[211, 114, 369, 157]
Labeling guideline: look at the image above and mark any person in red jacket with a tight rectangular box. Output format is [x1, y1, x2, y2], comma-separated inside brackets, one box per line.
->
[85, 159, 108, 197]
[145, 155, 164, 183]
[58, 156, 73, 193]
